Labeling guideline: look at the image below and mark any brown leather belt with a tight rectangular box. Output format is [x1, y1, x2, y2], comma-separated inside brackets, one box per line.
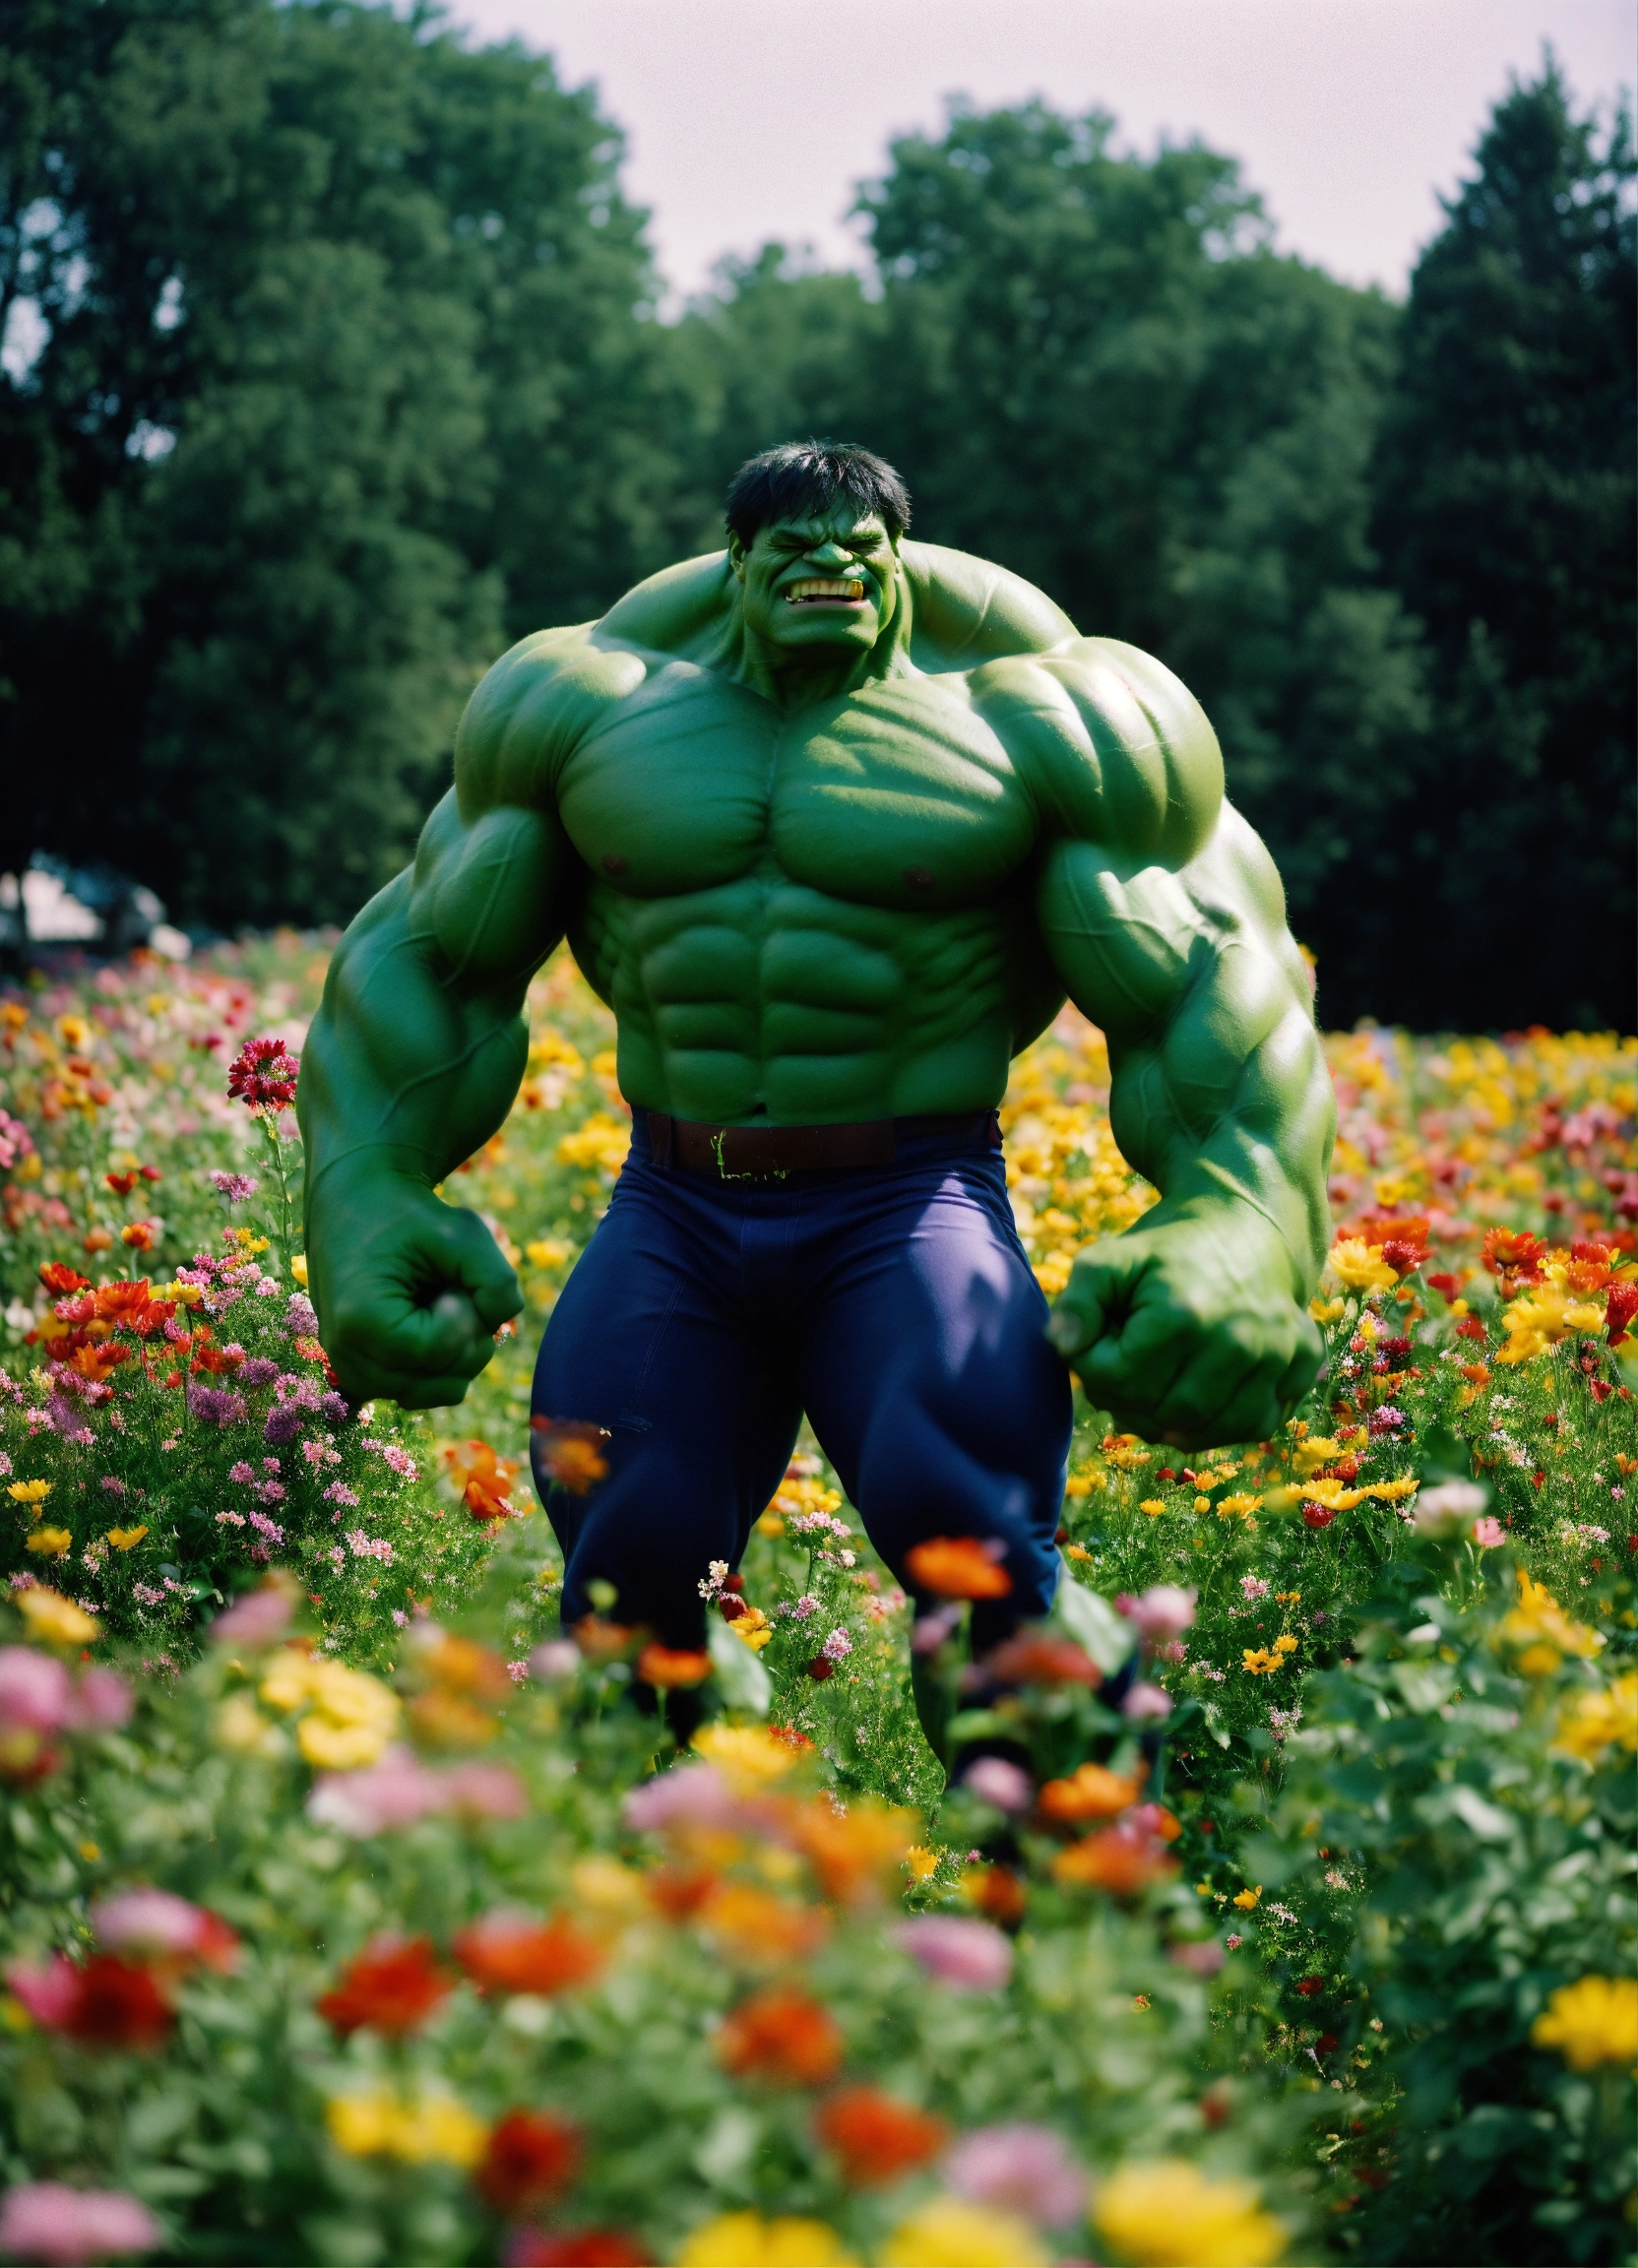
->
[646, 1110, 999, 1180]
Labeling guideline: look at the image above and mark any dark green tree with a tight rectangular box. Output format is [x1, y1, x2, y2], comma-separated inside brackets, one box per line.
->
[1370, 56, 1636, 1030]
[0, 0, 683, 929]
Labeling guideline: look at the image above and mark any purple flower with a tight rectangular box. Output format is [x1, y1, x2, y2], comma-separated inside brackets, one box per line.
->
[262, 1403, 302, 1446]
[284, 1293, 318, 1337]
[238, 1357, 280, 1389]
[188, 1385, 247, 1427]
[892, 1916, 1013, 1991]
[0, 2182, 159, 2265]
[323, 1481, 358, 1509]
[73, 1669, 133, 1731]
[943, 2123, 1087, 2227]
[319, 1391, 350, 1424]
[0, 1648, 75, 1735]
[911, 1604, 963, 1656]
[960, 1757, 1033, 1813]
[529, 1639, 581, 1682]
[91, 1889, 208, 1957]
[209, 1170, 260, 1204]
[821, 1626, 852, 1663]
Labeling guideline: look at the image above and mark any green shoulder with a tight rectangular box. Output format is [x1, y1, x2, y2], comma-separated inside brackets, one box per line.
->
[976, 634, 1225, 868]
[900, 541, 1079, 668]
[455, 624, 648, 817]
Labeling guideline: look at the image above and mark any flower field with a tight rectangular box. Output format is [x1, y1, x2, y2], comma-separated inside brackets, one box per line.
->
[0, 937, 1634, 2266]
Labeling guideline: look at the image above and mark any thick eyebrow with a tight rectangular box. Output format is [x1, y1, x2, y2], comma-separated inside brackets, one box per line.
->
[767, 523, 887, 548]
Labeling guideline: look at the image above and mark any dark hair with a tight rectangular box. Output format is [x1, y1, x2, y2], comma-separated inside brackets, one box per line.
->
[724, 440, 912, 546]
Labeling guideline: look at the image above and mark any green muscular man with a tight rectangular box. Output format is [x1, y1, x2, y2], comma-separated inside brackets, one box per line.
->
[299, 441, 1335, 1658]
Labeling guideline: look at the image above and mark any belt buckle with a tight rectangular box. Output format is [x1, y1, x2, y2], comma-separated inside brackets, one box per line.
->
[711, 1129, 786, 1185]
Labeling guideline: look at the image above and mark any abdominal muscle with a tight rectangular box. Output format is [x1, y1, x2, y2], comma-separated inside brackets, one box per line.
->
[567, 863, 1053, 1126]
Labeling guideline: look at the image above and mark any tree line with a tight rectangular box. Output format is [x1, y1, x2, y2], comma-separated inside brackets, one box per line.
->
[2, 0, 1632, 1029]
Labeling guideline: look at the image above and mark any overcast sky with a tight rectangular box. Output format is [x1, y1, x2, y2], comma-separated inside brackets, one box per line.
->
[444, 0, 1633, 303]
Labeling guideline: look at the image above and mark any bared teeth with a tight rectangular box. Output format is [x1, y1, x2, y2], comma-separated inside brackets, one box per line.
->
[787, 577, 865, 603]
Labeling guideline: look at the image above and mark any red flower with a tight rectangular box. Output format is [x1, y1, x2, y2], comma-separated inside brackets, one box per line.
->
[225, 1036, 300, 1113]
[474, 2109, 582, 2211]
[635, 1643, 712, 1690]
[1302, 1503, 1337, 1530]
[316, 1935, 453, 2036]
[8, 1954, 174, 2051]
[1606, 1282, 1638, 1348]
[985, 1632, 1101, 1687]
[38, 1263, 91, 1295]
[454, 1914, 604, 1998]
[506, 2234, 651, 2266]
[1481, 1228, 1546, 1285]
[716, 1985, 844, 2088]
[814, 2086, 949, 2186]
[1294, 1976, 1326, 1997]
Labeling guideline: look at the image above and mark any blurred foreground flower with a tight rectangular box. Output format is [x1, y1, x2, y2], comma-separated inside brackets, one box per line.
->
[326, 2093, 486, 2168]
[716, 1985, 844, 2086]
[675, 2212, 854, 2266]
[813, 2086, 947, 2186]
[879, 2197, 1046, 2267]
[904, 1536, 1012, 1599]
[316, 1934, 453, 2036]
[530, 1416, 610, 1494]
[1530, 1976, 1638, 2071]
[943, 2122, 1088, 2227]
[892, 1917, 1012, 1991]
[1093, 2158, 1288, 2266]
[0, 2182, 158, 2266]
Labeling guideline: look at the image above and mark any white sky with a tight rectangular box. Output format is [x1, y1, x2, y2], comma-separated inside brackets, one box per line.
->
[445, 0, 1633, 303]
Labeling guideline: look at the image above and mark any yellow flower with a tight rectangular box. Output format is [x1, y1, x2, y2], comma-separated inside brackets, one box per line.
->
[26, 1529, 73, 1559]
[155, 1279, 204, 1306]
[289, 1253, 309, 1287]
[1364, 1477, 1418, 1503]
[1298, 1479, 1365, 1510]
[1139, 1498, 1166, 1517]
[1494, 1281, 1606, 1365]
[7, 1479, 51, 1506]
[730, 1606, 773, 1650]
[525, 1238, 570, 1269]
[555, 1113, 631, 1172]
[1550, 1673, 1638, 1763]
[674, 2211, 857, 2266]
[1499, 1572, 1604, 1670]
[1530, 1976, 1638, 2072]
[879, 2199, 1046, 2268]
[327, 2093, 487, 2167]
[571, 1855, 648, 1919]
[1328, 1237, 1398, 1292]
[1292, 1437, 1341, 1473]
[905, 1845, 939, 1885]
[1232, 1885, 1262, 1911]
[1094, 2159, 1287, 2267]
[261, 1649, 400, 1769]
[215, 1694, 284, 1756]
[1308, 1296, 1347, 1324]
[1216, 1493, 1261, 1519]
[693, 1724, 798, 1791]
[105, 1526, 148, 1551]
[15, 1589, 99, 1646]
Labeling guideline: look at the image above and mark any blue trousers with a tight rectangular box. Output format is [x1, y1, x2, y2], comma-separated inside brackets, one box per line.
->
[531, 1115, 1073, 1652]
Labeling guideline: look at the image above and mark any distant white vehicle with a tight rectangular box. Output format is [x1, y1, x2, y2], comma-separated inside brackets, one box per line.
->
[0, 864, 191, 960]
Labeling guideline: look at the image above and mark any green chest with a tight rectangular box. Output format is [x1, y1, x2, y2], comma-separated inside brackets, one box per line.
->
[556, 664, 1037, 909]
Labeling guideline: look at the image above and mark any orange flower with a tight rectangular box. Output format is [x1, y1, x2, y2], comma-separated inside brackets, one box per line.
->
[531, 1416, 611, 1494]
[700, 1883, 830, 1966]
[443, 1439, 519, 1523]
[1037, 1764, 1141, 1826]
[961, 1863, 1028, 1926]
[637, 1643, 713, 1689]
[573, 1616, 639, 1662]
[420, 1634, 512, 1702]
[454, 1913, 605, 1998]
[1051, 1813, 1181, 1897]
[317, 1935, 454, 2036]
[716, 1985, 844, 2088]
[904, 1536, 1012, 1600]
[789, 1796, 918, 1905]
[70, 1343, 132, 1382]
[984, 1632, 1100, 1687]
[645, 1865, 720, 1923]
[119, 1223, 155, 1251]
[813, 2086, 949, 2186]
[473, 2109, 581, 2211]
[410, 1690, 500, 1748]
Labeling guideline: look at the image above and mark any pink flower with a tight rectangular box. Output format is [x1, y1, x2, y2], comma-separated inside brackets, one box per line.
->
[943, 2123, 1087, 2227]
[209, 1586, 295, 1648]
[892, 1917, 1013, 1991]
[1472, 1516, 1505, 1548]
[91, 1891, 211, 1960]
[1167, 1939, 1227, 1977]
[71, 1670, 133, 1732]
[1238, 1576, 1270, 1602]
[0, 2182, 159, 2264]
[0, 1649, 75, 1735]
[1115, 1585, 1197, 1642]
[622, 1762, 739, 1834]
[820, 1627, 852, 1663]
[307, 1749, 446, 1836]
[529, 1640, 580, 1681]
[5, 1955, 84, 2028]
[1225, 1932, 1243, 1950]
[1122, 1681, 1173, 1723]
[960, 1757, 1033, 1813]
[444, 1762, 529, 1820]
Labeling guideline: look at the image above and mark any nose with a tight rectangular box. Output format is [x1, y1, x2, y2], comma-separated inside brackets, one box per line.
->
[804, 538, 851, 569]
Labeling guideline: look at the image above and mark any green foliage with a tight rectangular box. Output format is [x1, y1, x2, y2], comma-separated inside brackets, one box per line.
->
[1272, 1539, 1635, 2262]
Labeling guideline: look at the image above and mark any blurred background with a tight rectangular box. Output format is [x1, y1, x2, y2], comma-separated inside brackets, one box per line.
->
[1, 0, 1632, 1030]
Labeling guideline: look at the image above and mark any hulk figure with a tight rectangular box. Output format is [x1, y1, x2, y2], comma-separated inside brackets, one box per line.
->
[300, 441, 1335, 1680]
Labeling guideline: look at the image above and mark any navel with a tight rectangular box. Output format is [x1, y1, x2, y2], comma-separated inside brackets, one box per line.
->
[601, 852, 628, 877]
